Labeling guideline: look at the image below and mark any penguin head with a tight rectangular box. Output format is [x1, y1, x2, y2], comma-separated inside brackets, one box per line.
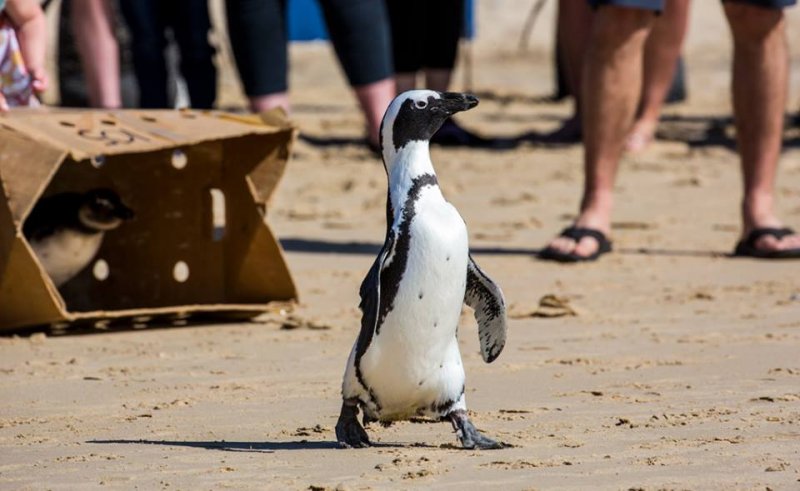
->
[78, 188, 134, 232]
[380, 90, 479, 165]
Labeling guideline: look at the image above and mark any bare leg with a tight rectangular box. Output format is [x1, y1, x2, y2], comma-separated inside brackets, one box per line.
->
[627, 0, 690, 152]
[71, 0, 122, 108]
[335, 398, 370, 448]
[725, 3, 800, 253]
[395, 72, 417, 94]
[423, 68, 452, 93]
[354, 78, 396, 149]
[546, 0, 593, 142]
[544, 6, 654, 259]
[248, 92, 290, 115]
[447, 409, 503, 450]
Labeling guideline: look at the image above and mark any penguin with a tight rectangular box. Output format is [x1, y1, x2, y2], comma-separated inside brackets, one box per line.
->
[335, 90, 508, 450]
[23, 188, 134, 287]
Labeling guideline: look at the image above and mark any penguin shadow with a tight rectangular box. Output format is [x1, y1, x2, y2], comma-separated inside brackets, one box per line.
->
[87, 439, 438, 453]
[280, 238, 729, 259]
[298, 131, 524, 153]
[280, 238, 538, 257]
[616, 247, 728, 259]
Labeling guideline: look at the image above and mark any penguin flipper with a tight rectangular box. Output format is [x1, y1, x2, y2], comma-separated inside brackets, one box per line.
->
[354, 231, 396, 362]
[465, 255, 507, 363]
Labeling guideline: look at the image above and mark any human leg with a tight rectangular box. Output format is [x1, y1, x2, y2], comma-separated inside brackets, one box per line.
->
[546, 0, 594, 142]
[119, 0, 169, 108]
[626, 0, 690, 152]
[386, 0, 421, 94]
[542, 3, 656, 261]
[724, 0, 800, 255]
[225, 0, 290, 113]
[167, 0, 217, 109]
[70, 0, 121, 108]
[320, 0, 396, 148]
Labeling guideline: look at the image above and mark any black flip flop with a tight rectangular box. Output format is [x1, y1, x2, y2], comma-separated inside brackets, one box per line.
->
[733, 227, 800, 259]
[539, 227, 613, 263]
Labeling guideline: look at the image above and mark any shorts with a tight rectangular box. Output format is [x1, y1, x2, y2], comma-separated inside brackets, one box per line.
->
[589, 0, 796, 10]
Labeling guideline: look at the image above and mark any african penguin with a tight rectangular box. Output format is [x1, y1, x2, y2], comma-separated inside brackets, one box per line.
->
[336, 90, 508, 450]
[23, 188, 134, 287]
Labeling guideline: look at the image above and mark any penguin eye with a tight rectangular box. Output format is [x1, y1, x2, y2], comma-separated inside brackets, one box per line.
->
[415, 100, 428, 109]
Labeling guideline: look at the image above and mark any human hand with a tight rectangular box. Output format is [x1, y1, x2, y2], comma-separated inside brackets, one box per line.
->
[29, 67, 48, 94]
[0, 93, 8, 112]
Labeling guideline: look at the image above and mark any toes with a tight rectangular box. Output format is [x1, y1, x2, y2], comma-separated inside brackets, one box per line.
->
[573, 236, 600, 258]
[548, 237, 577, 255]
[474, 434, 505, 450]
[754, 233, 800, 252]
[336, 422, 370, 449]
[782, 233, 800, 249]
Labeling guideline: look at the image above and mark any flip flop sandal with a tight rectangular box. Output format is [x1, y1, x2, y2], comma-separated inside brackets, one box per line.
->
[539, 227, 613, 263]
[733, 227, 800, 259]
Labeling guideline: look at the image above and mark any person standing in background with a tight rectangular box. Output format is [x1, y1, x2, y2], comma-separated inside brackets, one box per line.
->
[225, 0, 395, 151]
[540, 0, 800, 262]
[547, 0, 689, 152]
[119, 0, 216, 109]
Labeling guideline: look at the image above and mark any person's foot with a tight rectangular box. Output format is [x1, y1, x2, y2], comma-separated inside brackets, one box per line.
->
[739, 225, 800, 256]
[740, 198, 800, 256]
[542, 210, 612, 261]
[625, 118, 657, 153]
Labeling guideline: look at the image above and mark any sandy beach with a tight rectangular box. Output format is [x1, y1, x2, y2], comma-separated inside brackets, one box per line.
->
[2, 1, 800, 489]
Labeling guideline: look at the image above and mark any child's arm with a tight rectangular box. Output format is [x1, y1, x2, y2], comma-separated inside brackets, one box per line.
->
[5, 0, 48, 96]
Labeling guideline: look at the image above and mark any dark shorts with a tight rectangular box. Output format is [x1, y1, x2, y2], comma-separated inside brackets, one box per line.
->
[225, 0, 393, 96]
[589, 0, 796, 10]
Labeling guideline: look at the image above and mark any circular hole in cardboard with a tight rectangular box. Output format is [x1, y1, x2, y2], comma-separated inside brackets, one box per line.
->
[93, 259, 110, 281]
[171, 149, 187, 169]
[59, 121, 76, 127]
[180, 111, 197, 119]
[173, 261, 190, 283]
[91, 155, 106, 168]
[101, 119, 116, 126]
[141, 115, 157, 123]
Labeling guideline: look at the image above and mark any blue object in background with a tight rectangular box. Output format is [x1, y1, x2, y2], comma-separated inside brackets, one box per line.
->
[287, 0, 329, 41]
[287, 0, 475, 41]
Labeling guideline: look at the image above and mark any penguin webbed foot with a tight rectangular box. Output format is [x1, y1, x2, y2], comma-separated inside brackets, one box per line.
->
[335, 399, 371, 449]
[448, 409, 505, 450]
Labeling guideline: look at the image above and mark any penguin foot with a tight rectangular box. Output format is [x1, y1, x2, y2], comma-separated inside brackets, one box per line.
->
[335, 400, 371, 449]
[448, 410, 504, 450]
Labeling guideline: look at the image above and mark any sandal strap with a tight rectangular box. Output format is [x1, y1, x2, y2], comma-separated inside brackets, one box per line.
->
[745, 227, 795, 246]
[560, 226, 609, 244]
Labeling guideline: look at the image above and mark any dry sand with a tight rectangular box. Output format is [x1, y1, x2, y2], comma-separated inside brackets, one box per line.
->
[3, 1, 800, 489]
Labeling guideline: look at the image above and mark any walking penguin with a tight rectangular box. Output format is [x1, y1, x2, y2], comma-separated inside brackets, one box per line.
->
[336, 91, 508, 449]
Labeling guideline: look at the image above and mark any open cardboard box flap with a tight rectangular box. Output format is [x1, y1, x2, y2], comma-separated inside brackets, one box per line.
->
[0, 109, 298, 331]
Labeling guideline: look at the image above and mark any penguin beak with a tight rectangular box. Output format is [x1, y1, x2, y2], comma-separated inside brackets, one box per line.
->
[437, 92, 479, 116]
[115, 203, 135, 220]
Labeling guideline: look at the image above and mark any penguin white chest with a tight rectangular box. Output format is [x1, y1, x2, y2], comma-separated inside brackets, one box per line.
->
[360, 189, 470, 418]
[30, 230, 104, 287]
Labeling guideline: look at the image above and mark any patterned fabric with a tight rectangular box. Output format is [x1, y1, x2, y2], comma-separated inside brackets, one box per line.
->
[0, 14, 40, 108]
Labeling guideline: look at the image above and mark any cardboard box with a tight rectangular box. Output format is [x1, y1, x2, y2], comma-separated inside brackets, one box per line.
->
[0, 109, 298, 331]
